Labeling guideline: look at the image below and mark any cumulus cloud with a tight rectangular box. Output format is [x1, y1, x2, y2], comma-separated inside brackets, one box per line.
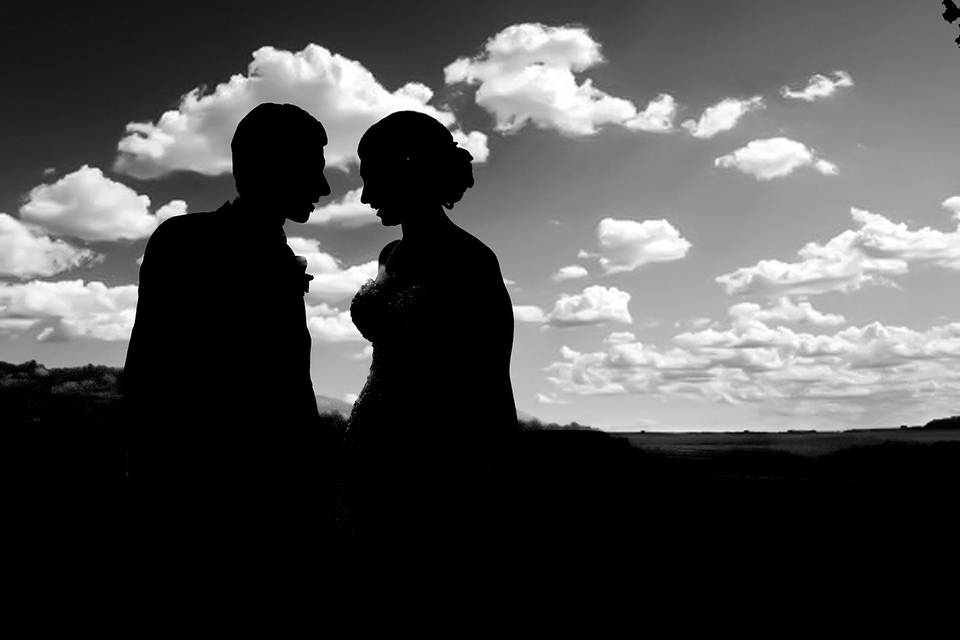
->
[545, 285, 632, 327]
[513, 305, 548, 324]
[681, 97, 764, 138]
[445, 23, 676, 136]
[624, 94, 677, 133]
[305, 303, 366, 342]
[0, 213, 99, 278]
[155, 200, 189, 223]
[287, 237, 378, 303]
[717, 206, 960, 296]
[115, 43, 487, 179]
[728, 297, 846, 328]
[551, 264, 589, 281]
[781, 71, 854, 102]
[581, 217, 691, 274]
[546, 316, 960, 423]
[0, 280, 138, 341]
[942, 196, 960, 221]
[307, 188, 377, 227]
[19, 166, 183, 241]
[715, 137, 837, 180]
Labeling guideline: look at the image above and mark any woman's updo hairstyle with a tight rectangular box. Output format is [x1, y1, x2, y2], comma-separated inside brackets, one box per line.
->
[358, 110, 475, 210]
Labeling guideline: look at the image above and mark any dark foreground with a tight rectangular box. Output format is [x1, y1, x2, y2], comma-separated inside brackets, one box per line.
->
[6, 361, 959, 564]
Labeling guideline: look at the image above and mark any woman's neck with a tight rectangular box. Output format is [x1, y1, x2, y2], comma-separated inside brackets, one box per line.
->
[400, 207, 454, 245]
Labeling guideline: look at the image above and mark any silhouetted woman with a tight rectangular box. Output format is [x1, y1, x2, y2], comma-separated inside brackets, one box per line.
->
[342, 111, 518, 544]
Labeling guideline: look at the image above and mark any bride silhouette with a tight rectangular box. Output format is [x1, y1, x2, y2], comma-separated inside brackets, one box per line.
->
[342, 111, 518, 544]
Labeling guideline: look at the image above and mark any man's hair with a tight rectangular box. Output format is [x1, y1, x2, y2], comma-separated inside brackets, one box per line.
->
[231, 103, 328, 193]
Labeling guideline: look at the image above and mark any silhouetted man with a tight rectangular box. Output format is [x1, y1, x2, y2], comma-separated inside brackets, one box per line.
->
[122, 103, 332, 548]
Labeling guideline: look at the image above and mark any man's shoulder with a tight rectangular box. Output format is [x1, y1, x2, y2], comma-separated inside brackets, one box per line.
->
[147, 210, 220, 253]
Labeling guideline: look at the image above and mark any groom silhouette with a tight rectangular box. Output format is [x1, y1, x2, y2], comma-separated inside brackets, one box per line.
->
[122, 103, 333, 543]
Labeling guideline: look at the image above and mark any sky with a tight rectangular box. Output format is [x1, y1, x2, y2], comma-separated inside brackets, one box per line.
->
[1, 0, 959, 430]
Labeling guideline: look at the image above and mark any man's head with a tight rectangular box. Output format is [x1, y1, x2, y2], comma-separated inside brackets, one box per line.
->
[231, 103, 331, 223]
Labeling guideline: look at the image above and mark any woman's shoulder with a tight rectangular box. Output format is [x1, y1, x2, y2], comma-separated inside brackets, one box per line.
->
[447, 226, 500, 269]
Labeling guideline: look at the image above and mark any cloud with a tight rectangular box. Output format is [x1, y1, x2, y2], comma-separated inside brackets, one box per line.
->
[715, 137, 837, 180]
[717, 206, 960, 297]
[781, 71, 854, 102]
[445, 23, 676, 136]
[545, 317, 960, 423]
[624, 94, 677, 133]
[0, 213, 99, 278]
[535, 391, 569, 405]
[0, 280, 139, 341]
[307, 188, 377, 227]
[19, 166, 182, 241]
[581, 217, 691, 274]
[304, 302, 366, 342]
[450, 129, 491, 163]
[115, 43, 487, 179]
[681, 97, 764, 138]
[155, 200, 189, 223]
[728, 297, 846, 328]
[943, 196, 960, 221]
[287, 236, 378, 303]
[551, 264, 589, 281]
[513, 305, 548, 324]
[544, 285, 632, 327]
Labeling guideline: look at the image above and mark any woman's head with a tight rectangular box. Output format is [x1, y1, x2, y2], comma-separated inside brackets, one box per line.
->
[358, 111, 474, 226]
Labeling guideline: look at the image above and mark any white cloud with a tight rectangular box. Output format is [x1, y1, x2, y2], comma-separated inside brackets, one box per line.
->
[535, 392, 569, 405]
[513, 305, 547, 324]
[715, 137, 838, 180]
[681, 96, 763, 138]
[781, 71, 854, 102]
[350, 344, 374, 360]
[604, 331, 637, 344]
[19, 166, 181, 241]
[345, 393, 359, 404]
[115, 43, 487, 179]
[582, 217, 691, 274]
[307, 188, 377, 227]
[445, 23, 676, 136]
[450, 129, 491, 163]
[545, 285, 632, 327]
[0, 280, 139, 341]
[716, 206, 960, 296]
[624, 94, 677, 133]
[0, 213, 98, 278]
[155, 200, 189, 223]
[287, 236, 378, 303]
[942, 196, 960, 221]
[545, 317, 960, 423]
[728, 297, 846, 327]
[305, 302, 366, 342]
[551, 264, 589, 281]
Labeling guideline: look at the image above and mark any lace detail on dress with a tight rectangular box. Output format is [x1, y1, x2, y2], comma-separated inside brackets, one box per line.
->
[346, 275, 431, 438]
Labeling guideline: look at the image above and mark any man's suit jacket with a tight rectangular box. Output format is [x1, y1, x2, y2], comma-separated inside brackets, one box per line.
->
[122, 200, 322, 496]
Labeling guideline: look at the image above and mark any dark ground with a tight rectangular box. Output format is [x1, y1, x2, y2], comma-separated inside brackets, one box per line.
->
[5, 360, 959, 566]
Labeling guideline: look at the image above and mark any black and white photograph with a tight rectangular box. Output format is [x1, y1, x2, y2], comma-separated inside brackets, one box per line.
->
[3, 1, 959, 586]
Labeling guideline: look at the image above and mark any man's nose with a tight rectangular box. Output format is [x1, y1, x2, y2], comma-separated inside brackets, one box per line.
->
[318, 174, 331, 197]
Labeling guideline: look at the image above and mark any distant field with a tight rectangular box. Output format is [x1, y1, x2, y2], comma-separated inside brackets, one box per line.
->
[615, 428, 960, 458]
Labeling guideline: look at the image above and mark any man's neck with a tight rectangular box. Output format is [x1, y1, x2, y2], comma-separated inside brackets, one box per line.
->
[232, 195, 287, 228]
